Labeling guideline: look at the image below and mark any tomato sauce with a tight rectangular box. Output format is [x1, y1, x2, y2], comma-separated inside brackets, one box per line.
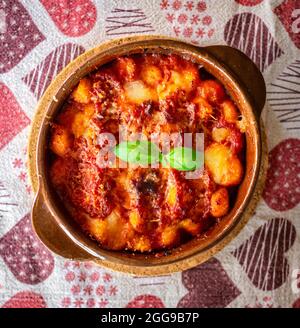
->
[49, 53, 245, 252]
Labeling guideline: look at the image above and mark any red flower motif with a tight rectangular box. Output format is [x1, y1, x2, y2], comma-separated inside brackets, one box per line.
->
[61, 297, 71, 308]
[183, 27, 193, 38]
[173, 26, 180, 36]
[166, 13, 175, 23]
[160, 0, 169, 9]
[86, 298, 95, 308]
[12, 158, 23, 168]
[84, 262, 93, 269]
[83, 285, 93, 295]
[18, 171, 27, 182]
[178, 14, 188, 24]
[73, 261, 81, 268]
[109, 285, 117, 296]
[64, 261, 71, 268]
[79, 271, 87, 282]
[90, 271, 100, 282]
[74, 298, 84, 308]
[202, 15, 212, 25]
[196, 28, 205, 38]
[197, 1, 207, 12]
[173, 0, 182, 10]
[25, 185, 32, 194]
[99, 299, 108, 308]
[103, 273, 112, 282]
[185, 1, 194, 10]
[65, 271, 75, 282]
[96, 285, 105, 296]
[71, 285, 81, 295]
[208, 28, 214, 37]
[191, 14, 200, 24]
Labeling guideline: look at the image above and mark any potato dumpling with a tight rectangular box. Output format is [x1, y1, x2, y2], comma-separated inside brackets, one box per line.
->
[131, 236, 151, 252]
[161, 225, 179, 247]
[193, 96, 213, 120]
[166, 184, 177, 207]
[71, 103, 95, 138]
[158, 68, 198, 99]
[179, 218, 201, 236]
[141, 65, 162, 86]
[124, 80, 157, 104]
[129, 210, 143, 232]
[50, 157, 67, 186]
[212, 127, 230, 142]
[72, 78, 92, 104]
[171, 68, 198, 92]
[117, 57, 136, 81]
[210, 188, 229, 217]
[199, 80, 225, 104]
[182, 66, 199, 89]
[86, 209, 132, 250]
[85, 218, 107, 243]
[205, 143, 243, 186]
[50, 125, 73, 156]
[221, 99, 238, 123]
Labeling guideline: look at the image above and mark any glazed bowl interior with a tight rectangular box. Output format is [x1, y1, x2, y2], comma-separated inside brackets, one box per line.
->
[37, 39, 261, 267]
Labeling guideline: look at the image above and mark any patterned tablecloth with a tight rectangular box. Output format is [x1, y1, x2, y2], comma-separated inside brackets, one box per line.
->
[0, 0, 299, 308]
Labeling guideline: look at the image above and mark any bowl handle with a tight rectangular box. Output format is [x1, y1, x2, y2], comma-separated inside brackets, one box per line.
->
[205, 45, 266, 119]
[31, 188, 92, 261]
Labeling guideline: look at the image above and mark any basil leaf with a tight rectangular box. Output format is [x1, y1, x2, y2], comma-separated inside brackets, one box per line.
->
[164, 147, 204, 171]
[113, 140, 160, 165]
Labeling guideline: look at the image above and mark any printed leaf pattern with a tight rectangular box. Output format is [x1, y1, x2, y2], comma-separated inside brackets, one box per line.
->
[224, 12, 284, 71]
[263, 139, 300, 211]
[235, 0, 263, 5]
[232, 218, 296, 291]
[105, 8, 155, 36]
[0, 214, 54, 285]
[178, 258, 241, 308]
[0, 0, 45, 73]
[0, 181, 17, 218]
[126, 295, 165, 308]
[0, 83, 30, 150]
[2, 291, 46, 308]
[22, 43, 85, 99]
[40, 0, 96, 37]
[274, 0, 300, 50]
[267, 60, 300, 130]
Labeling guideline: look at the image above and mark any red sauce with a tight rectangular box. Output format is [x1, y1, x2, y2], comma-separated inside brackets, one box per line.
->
[49, 53, 245, 252]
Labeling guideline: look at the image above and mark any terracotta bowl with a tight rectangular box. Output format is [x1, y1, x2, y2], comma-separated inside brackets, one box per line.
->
[29, 36, 267, 275]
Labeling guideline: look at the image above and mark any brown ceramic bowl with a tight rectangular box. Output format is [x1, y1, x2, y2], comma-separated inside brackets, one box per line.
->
[29, 36, 266, 275]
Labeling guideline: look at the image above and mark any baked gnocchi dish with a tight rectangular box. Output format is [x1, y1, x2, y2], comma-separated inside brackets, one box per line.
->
[49, 53, 245, 252]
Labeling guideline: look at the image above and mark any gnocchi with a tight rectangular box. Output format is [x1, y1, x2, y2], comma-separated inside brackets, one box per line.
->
[210, 188, 229, 217]
[50, 125, 72, 157]
[205, 143, 243, 186]
[49, 53, 245, 253]
[72, 77, 92, 104]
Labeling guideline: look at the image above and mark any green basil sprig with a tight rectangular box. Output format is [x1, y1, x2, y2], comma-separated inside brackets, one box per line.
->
[164, 146, 204, 171]
[113, 140, 161, 166]
[113, 140, 203, 171]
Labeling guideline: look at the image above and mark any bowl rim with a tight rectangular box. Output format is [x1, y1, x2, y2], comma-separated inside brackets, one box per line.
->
[29, 35, 266, 275]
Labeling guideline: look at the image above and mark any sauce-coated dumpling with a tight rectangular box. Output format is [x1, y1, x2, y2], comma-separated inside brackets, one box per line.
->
[49, 53, 245, 252]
